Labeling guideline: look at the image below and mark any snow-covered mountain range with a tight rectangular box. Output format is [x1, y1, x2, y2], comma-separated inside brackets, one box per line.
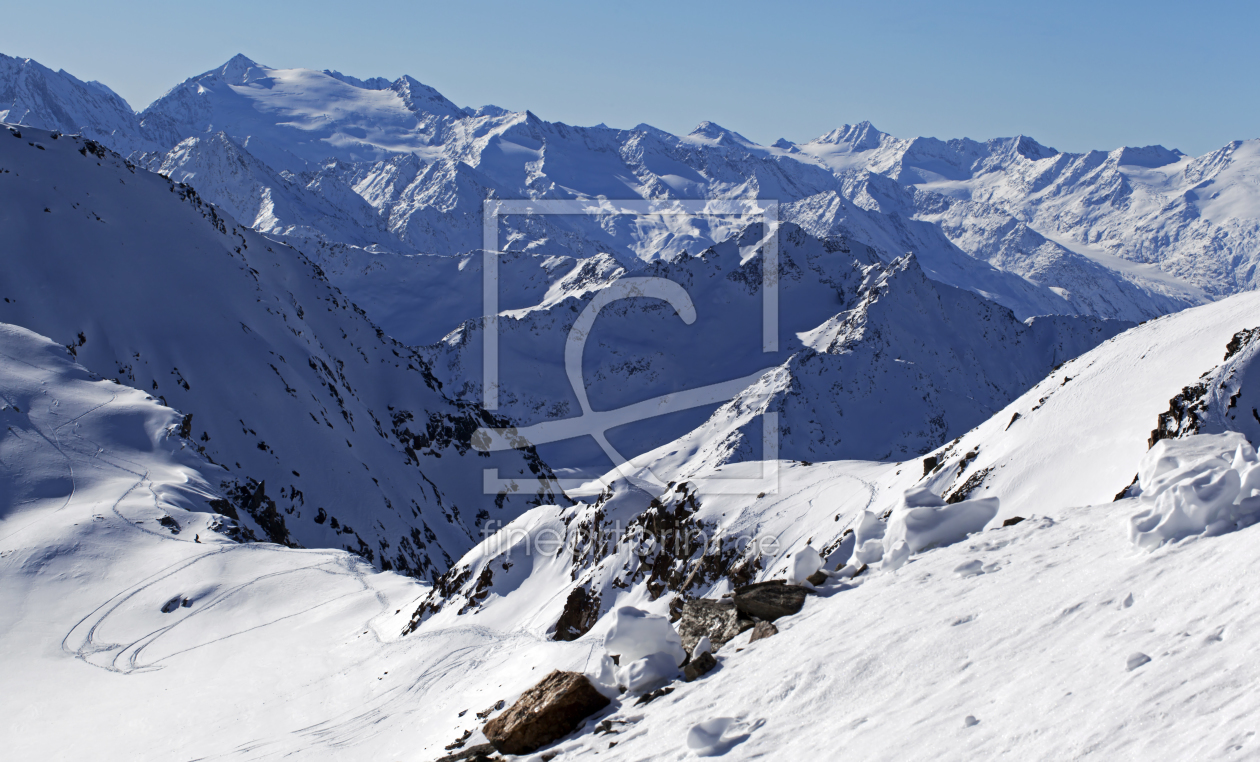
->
[3, 49, 1260, 761]
[425, 223, 1128, 477]
[4, 53, 1247, 328]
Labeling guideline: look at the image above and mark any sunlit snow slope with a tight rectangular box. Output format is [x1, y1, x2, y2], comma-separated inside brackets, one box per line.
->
[0, 321, 591, 761]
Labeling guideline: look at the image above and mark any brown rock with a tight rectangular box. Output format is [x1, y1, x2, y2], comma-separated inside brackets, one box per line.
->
[433, 743, 503, 762]
[748, 621, 778, 642]
[733, 581, 808, 622]
[683, 651, 718, 681]
[483, 670, 610, 755]
[633, 686, 675, 706]
[678, 598, 754, 654]
[806, 570, 829, 586]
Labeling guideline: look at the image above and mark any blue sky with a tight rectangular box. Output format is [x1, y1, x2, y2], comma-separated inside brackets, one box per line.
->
[3, 0, 1256, 155]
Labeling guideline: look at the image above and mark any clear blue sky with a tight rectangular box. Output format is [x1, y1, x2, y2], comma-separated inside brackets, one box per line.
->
[3, 0, 1256, 155]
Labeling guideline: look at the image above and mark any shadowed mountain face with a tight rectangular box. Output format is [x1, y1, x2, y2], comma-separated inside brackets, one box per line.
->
[0, 125, 563, 581]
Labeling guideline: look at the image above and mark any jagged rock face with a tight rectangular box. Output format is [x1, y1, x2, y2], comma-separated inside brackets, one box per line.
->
[677, 599, 754, 654]
[553, 586, 601, 642]
[1147, 326, 1260, 447]
[406, 479, 759, 634]
[482, 671, 610, 755]
[0, 127, 564, 580]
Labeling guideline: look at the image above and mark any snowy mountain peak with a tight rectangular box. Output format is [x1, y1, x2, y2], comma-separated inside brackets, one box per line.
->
[1112, 144, 1186, 168]
[465, 104, 512, 118]
[216, 53, 266, 84]
[686, 121, 755, 146]
[811, 121, 890, 151]
[0, 53, 157, 155]
[390, 74, 464, 118]
[1006, 134, 1058, 161]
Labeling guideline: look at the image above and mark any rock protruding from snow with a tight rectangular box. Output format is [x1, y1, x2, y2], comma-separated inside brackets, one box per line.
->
[433, 743, 503, 762]
[678, 599, 754, 655]
[682, 651, 718, 682]
[1128, 433, 1260, 550]
[748, 621, 779, 643]
[553, 586, 601, 642]
[732, 581, 808, 622]
[482, 670, 610, 755]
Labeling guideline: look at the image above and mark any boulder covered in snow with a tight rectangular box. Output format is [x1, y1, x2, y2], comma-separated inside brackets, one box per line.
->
[482, 670, 610, 755]
[790, 546, 824, 584]
[1129, 433, 1260, 550]
[604, 607, 687, 693]
[604, 607, 686, 666]
[882, 487, 1000, 562]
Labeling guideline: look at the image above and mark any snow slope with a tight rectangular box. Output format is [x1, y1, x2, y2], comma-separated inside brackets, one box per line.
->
[0, 320, 595, 761]
[0, 124, 561, 580]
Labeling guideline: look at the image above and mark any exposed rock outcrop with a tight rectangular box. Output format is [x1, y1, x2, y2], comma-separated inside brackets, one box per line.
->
[553, 586, 600, 641]
[732, 581, 809, 622]
[483, 671, 610, 755]
[677, 598, 754, 654]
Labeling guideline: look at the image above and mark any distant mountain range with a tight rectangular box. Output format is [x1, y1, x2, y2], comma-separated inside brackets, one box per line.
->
[6, 52, 1253, 327]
